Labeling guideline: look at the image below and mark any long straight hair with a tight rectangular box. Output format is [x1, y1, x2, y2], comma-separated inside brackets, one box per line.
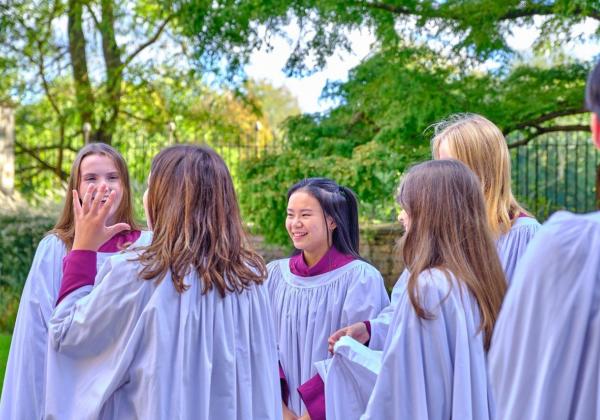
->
[431, 113, 528, 237]
[137, 144, 266, 295]
[398, 159, 506, 350]
[50, 143, 140, 249]
[287, 178, 362, 259]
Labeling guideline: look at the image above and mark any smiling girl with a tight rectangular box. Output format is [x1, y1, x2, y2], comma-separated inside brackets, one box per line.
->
[267, 178, 389, 419]
[0, 143, 150, 420]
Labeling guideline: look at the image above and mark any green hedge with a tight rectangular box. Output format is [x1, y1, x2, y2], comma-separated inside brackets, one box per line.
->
[0, 213, 55, 333]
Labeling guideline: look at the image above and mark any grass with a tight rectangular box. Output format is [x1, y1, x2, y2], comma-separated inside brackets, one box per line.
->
[0, 334, 11, 396]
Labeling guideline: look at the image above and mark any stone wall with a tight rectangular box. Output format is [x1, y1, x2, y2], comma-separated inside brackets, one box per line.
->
[361, 224, 405, 290]
[252, 223, 405, 290]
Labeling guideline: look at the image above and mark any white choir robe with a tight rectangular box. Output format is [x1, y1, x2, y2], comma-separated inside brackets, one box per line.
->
[45, 251, 282, 420]
[0, 231, 152, 420]
[361, 268, 493, 419]
[368, 217, 539, 351]
[495, 216, 540, 286]
[489, 211, 600, 419]
[321, 217, 538, 419]
[267, 259, 389, 415]
[324, 269, 493, 420]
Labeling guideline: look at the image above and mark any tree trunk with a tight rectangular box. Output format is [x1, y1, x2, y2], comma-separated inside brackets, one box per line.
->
[67, 0, 95, 145]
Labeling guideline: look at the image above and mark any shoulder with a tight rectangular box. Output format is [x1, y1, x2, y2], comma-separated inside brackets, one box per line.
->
[345, 259, 384, 281]
[31, 234, 67, 263]
[134, 230, 153, 246]
[38, 233, 67, 252]
[267, 258, 288, 273]
[530, 211, 600, 254]
[508, 216, 542, 235]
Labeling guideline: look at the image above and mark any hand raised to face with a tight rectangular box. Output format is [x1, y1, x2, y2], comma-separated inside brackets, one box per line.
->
[71, 183, 131, 251]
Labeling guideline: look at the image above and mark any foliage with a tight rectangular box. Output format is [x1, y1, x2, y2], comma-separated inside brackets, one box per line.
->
[0, 211, 56, 333]
[175, 0, 599, 75]
[0, 333, 10, 393]
[239, 45, 592, 245]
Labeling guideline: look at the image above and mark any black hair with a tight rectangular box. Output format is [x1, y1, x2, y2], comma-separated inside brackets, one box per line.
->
[586, 60, 600, 115]
[287, 177, 362, 259]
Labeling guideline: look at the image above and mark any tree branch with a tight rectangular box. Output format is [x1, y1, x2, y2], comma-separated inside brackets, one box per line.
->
[507, 124, 591, 149]
[503, 107, 588, 135]
[14, 140, 69, 179]
[122, 15, 174, 70]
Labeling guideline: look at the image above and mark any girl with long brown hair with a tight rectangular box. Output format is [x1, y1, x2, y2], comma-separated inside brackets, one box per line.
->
[323, 160, 506, 420]
[360, 159, 506, 419]
[431, 113, 540, 285]
[0, 143, 149, 420]
[44, 145, 281, 420]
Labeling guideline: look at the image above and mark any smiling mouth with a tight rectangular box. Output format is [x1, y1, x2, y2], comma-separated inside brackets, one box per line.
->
[292, 232, 307, 238]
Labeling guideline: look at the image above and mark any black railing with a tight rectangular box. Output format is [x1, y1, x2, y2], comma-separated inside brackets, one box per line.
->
[510, 131, 599, 221]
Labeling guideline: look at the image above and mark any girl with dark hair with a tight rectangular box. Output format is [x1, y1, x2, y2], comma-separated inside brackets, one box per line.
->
[267, 178, 389, 420]
[0, 143, 150, 420]
[44, 145, 281, 419]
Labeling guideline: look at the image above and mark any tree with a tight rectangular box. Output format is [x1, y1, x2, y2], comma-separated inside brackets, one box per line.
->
[1, 0, 181, 182]
[237, 45, 592, 244]
[175, 0, 599, 75]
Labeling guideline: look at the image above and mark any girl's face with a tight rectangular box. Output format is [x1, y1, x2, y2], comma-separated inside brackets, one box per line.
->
[398, 208, 411, 232]
[437, 138, 454, 159]
[78, 153, 123, 225]
[286, 191, 335, 256]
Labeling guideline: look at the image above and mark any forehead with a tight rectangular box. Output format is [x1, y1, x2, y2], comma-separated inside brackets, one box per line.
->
[80, 153, 118, 174]
[288, 190, 322, 210]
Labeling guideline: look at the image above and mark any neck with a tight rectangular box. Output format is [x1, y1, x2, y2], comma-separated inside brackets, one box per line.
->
[303, 245, 331, 268]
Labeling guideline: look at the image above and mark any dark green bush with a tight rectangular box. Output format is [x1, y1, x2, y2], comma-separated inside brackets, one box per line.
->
[0, 212, 55, 332]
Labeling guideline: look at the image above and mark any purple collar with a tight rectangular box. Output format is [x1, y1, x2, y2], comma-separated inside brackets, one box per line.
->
[98, 230, 142, 253]
[289, 246, 356, 277]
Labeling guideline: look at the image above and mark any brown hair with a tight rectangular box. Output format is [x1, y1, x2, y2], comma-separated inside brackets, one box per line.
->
[397, 159, 506, 350]
[137, 144, 267, 295]
[431, 114, 528, 237]
[50, 143, 140, 249]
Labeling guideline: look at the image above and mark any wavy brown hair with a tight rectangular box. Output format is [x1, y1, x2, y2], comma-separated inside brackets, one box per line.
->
[50, 143, 140, 249]
[397, 159, 506, 350]
[137, 144, 267, 295]
[431, 114, 528, 237]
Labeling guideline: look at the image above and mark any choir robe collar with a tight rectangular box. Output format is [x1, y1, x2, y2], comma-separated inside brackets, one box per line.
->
[289, 246, 356, 277]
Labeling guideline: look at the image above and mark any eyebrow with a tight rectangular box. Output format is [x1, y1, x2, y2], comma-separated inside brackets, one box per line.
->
[287, 208, 314, 212]
[81, 171, 119, 177]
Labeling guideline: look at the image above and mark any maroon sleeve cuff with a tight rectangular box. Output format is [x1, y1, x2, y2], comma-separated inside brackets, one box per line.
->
[56, 250, 97, 305]
[298, 374, 326, 420]
[364, 320, 371, 347]
[279, 362, 290, 405]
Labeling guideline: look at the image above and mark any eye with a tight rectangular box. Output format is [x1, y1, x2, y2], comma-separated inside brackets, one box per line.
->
[109, 175, 119, 180]
[84, 176, 96, 181]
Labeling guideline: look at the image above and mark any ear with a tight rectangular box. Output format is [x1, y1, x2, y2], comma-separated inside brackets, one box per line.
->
[327, 217, 337, 231]
[592, 113, 600, 150]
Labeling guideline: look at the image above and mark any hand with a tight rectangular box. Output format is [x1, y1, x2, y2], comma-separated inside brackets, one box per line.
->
[72, 183, 131, 251]
[328, 321, 370, 353]
[298, 413, 312, 420]
[282, 402, 299, 420]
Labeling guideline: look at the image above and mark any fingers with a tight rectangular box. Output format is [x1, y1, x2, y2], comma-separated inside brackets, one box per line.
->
[106, 222, 131, 238]
[72, 190, 82, 218]
[328, 328, 346, 353]
[81, 184, 96, 213]
[90, 184, 107, 214]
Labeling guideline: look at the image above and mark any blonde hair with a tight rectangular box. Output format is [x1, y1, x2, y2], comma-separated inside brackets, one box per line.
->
[137, 145, 267, 296]
[431, 113, 527, 236]
[50, 143, 140, 249]
[398, 159, 506, 350]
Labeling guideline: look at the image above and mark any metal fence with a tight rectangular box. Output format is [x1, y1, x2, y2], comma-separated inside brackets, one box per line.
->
[117, 130, 598, 224]
[510, 131, 599, 221]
